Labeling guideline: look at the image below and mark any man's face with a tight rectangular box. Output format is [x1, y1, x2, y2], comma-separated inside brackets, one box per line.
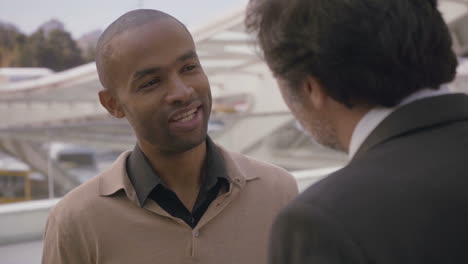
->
[105, 19, 212, 154]
[276, 78, 344, 151]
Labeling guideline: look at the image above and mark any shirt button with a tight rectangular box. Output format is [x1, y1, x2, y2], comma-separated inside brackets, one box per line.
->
[194, 230, 200, 237]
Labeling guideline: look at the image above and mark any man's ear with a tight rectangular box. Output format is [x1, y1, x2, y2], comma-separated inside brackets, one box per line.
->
[301, 76, 328, 110]
[98, 90, 125, 118]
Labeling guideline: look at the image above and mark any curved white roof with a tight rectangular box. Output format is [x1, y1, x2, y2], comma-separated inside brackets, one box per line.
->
[0, 1, 466, 148]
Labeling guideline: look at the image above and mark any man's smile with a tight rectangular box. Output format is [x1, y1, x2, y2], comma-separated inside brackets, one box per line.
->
[168, 102, 203, 132]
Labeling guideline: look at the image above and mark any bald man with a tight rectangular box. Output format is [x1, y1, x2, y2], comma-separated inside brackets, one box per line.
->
[41, 9, 297, 264]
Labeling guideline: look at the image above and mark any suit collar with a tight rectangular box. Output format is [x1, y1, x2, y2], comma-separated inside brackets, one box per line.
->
[349, 87, 452, 159]
[353, 93, 468, 160]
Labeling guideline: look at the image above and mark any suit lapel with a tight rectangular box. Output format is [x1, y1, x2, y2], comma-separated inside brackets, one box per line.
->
[353, 94, 468, 160]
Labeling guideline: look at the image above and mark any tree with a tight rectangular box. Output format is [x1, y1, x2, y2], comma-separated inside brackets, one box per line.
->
[41, 29, 84, 71]
[82, 43, 96, 63]
[16, 29, 47, 67]
[0, 24, 26, 67]
[0, 21, 86, 71]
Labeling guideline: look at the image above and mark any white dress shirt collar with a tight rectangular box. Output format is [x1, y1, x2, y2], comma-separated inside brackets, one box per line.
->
[348, 87, 452, 159]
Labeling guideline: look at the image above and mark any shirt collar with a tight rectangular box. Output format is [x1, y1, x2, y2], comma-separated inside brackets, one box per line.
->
[348, 87, 452, 159]
[98, 150, 139, 203]
[98, 139, 257, 205]
[126, 136, 230, 207]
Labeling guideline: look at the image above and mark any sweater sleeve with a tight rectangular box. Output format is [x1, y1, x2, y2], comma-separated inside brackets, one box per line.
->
[285, 172, 299, 203]
[277, 169, 299, 207]
[42, 208, 92, 264]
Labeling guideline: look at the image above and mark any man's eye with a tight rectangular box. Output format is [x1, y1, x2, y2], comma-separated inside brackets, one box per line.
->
[141, 78, 160, 89]
[183, 64, 198, 72]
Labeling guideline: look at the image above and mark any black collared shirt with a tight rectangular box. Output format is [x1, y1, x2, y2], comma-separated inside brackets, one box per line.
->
[126, 137, 230, 228]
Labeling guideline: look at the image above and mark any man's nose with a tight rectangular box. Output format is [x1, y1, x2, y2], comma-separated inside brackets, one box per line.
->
[165, 75, 194, 105]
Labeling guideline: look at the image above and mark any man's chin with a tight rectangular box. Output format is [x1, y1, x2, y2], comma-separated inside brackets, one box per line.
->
[168, 133, 207, 154]
[323, 142, 346, 152]
[310, 134, 345, 153]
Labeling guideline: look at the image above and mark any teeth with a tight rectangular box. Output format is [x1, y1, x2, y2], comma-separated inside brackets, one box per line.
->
[174, 108, 197, 121]
[179, 113, 196, 122]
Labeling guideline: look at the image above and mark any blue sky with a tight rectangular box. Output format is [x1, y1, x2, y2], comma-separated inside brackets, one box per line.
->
[0, 0, 247, 38]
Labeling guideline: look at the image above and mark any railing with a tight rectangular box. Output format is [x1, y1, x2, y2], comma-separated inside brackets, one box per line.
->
[0, 198, 59, 245]
[0, 170, 31, 204]
[0, 167, 339, 245]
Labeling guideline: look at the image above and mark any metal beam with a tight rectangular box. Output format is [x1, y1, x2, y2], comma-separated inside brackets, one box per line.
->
[199, 52, 256, 60]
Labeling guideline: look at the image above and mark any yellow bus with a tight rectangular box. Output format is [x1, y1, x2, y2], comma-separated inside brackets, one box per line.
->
[0, 170, 31, 204]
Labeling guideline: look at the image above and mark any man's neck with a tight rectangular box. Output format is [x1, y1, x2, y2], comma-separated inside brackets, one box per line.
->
[137, 140, 207, 210]
[332, 105, 371, 154]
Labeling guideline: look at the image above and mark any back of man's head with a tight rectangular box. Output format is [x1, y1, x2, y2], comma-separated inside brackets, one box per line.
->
[246, 0, 458, 107]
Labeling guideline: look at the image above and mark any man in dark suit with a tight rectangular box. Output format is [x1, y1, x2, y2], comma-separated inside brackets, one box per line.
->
[246, 0, 468, 263]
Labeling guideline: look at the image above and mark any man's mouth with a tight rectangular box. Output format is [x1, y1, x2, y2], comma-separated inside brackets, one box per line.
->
[171, 107, 200, 123]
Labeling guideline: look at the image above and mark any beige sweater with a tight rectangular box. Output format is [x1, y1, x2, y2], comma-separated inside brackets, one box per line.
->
[42, 147, 298, 264]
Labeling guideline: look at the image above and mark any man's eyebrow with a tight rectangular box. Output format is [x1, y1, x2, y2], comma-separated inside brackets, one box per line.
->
[177, 50, 198, 63]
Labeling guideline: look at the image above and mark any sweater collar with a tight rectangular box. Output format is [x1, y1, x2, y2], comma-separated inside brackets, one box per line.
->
[98, 140, 258, 204]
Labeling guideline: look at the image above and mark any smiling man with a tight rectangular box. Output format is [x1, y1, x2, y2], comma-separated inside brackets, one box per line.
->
[41, 9, 298, 264]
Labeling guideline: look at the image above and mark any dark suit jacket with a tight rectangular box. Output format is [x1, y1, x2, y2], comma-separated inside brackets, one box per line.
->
[270, 94, 468, 264]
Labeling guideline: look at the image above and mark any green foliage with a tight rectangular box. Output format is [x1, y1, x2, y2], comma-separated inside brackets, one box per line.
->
[82, 43, 96, 63]
[0, 25, 27, 67]
[0, 24, 86, 71]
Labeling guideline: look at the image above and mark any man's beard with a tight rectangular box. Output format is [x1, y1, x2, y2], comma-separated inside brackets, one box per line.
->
[299, 119, 345, 152]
